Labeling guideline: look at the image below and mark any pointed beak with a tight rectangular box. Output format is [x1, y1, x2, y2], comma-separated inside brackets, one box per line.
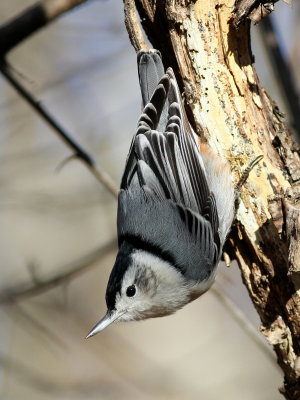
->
[85, 310, 123, 339]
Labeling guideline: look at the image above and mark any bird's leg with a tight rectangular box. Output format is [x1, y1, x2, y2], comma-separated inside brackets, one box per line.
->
[222, 156, 263, 267]
[234, 155, 264, 213]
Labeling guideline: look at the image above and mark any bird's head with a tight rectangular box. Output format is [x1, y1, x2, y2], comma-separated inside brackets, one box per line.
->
[86, 242, 191, 338]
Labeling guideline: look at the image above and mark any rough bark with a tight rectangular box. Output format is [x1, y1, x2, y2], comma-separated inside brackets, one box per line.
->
[128, 0, 300, 397]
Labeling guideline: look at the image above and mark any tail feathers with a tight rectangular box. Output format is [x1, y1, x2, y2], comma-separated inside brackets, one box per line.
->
[137, 77, 170, 132]
[137, 50, 165, 106]
[138, 50, 169, 131]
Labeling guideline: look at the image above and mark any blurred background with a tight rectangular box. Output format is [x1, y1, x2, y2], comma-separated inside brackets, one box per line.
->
[0, 1, 299, 399]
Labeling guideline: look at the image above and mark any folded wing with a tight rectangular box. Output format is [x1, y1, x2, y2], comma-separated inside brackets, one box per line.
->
[119, 52, 221, 279]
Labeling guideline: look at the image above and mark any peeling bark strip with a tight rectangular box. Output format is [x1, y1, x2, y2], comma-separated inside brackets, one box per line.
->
[130, 0, 300, 397]
[283, 189, 300, 287]
[233, 0, 280, 27]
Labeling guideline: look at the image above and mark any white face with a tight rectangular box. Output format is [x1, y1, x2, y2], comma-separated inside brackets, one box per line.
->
[114, 250, 191, 322]
[86, 250, 193, 337]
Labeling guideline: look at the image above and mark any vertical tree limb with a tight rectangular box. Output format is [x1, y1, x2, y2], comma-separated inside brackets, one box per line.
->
[128, 0, 300, 397]
[124, 0, 148, 52]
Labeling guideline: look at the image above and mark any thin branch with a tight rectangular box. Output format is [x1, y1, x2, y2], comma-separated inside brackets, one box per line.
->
[0, 0, 90, 57]
[211, 287, 275, 363]
[0, 353, 66, 394]
[1, 61, 92, 164]
[0, 238, 116, 303]
[7, 304, 67, 349]
[0, 61, 118, 198]
[259, 16, 300, 136]
[124, 0, 148, 52]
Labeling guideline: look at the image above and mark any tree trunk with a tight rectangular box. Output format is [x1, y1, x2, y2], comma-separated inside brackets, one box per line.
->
[127, 0, 300, 397]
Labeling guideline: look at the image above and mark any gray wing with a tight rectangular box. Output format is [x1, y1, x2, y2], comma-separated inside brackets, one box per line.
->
[118, 190, 219, 281]
[119, 51, 221, 276]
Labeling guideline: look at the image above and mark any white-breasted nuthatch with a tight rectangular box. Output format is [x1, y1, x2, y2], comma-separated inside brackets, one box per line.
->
[86, 50, 235, 338]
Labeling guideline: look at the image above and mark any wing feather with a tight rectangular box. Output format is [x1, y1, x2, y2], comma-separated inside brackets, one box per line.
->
[120, 52, 221, 270]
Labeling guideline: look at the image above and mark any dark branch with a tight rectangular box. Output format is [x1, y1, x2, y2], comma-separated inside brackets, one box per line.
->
[0, 61, 118, 198]
[0, 60, 93, 166]
[0, 0, 89, 57]
[259, 17, 300, 136]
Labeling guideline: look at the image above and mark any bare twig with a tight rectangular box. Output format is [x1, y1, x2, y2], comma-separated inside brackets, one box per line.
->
[0, 353, 65, 394]
[0, 238, 116, 303]
[0, 61, 118, 198]
[0, 0, 90, 57]
[124, 0, 148, 52]
[7, 304, 67, 348]
[259, 16, 300, 136]
[211, 287, 275, 362]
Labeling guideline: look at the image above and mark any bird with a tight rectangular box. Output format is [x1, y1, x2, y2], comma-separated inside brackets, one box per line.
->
[86, 50, 235, 338]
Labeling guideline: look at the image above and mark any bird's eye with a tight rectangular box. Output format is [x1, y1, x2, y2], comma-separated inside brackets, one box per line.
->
[126, 285, 136, 297]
